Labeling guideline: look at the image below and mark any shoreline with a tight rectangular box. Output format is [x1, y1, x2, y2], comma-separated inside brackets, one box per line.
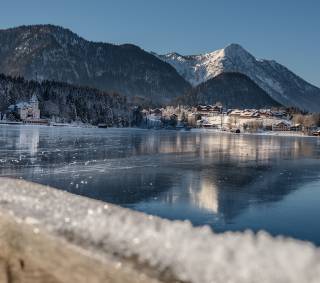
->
[0, 123, 319, 139]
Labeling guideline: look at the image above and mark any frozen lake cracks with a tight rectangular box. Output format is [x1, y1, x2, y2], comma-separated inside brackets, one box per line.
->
[1, 125, 320, 245]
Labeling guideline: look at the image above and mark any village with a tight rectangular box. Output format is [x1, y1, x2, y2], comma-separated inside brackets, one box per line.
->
[142, 105, 320, 136]
[1, 95, 320, 136]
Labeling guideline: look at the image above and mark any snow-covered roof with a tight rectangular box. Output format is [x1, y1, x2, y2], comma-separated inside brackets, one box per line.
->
[16, 102, 31, 109]
[228, 109, 242, 115]
[30, 94, 38, 103]
[8, 95, 39, 110]
[274, 121, 291, 126]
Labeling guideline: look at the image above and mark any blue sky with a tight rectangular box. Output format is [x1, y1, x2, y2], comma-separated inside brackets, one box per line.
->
[0, 0, 319, 86]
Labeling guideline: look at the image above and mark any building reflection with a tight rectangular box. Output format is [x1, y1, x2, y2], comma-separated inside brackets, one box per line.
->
[132, 131, 318, 165]
[188, 178, 219, 213]
[17, 126, 40, 156]
[128, 132, 320, 226]
[151, 157, 320, 227]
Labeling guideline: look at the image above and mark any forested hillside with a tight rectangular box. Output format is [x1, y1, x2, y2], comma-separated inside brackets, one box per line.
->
[0, 74, 131, 125]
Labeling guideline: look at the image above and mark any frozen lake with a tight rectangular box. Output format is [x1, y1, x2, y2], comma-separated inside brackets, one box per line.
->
[1, 125, 320, 245]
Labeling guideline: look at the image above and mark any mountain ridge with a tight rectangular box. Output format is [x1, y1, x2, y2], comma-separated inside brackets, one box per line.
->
[158, 44, 320, 112]
[0, 72, 131, 125]
[0, 25, 319, 112]
[0, 24, 191, 104]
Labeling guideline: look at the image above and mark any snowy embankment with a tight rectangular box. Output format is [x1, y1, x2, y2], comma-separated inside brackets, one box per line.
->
[0, 178, 320, 283]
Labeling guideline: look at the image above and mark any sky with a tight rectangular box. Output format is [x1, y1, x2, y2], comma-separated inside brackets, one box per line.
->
[0, 0, 319, 86]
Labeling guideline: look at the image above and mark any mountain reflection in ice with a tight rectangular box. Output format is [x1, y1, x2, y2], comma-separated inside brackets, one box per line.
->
[1, 125, 320, 244]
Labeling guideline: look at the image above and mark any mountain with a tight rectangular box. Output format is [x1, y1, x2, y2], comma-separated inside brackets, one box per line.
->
[1, 25, 319, 111]
[0, 25, 190, 104]
[0, 74, 131, 125]
[158, 44, 320, 112]
[177, 72, 281, 109]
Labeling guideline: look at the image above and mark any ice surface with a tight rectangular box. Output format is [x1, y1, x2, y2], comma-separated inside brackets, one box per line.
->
[0, 178, 320, 283]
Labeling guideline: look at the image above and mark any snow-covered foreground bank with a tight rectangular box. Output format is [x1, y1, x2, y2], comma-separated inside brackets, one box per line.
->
[0, 178, 319, 283]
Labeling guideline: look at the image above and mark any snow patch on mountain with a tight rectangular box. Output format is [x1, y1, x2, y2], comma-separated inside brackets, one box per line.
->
[256, 75, 284, 95]
[159, 49, 226, 86]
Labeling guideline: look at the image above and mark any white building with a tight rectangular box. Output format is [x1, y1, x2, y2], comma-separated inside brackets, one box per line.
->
[9, 94, 40, 121]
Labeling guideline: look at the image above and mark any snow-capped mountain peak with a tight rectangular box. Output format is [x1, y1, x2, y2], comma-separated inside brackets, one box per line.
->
[158, 44, 252, 87]
[157, 44, 320, 112]
[157, 43, 261, 87]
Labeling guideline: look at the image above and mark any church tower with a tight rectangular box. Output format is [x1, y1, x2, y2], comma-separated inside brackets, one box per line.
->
[30, 94, 40, 119]
[30, 94, 39, 110]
